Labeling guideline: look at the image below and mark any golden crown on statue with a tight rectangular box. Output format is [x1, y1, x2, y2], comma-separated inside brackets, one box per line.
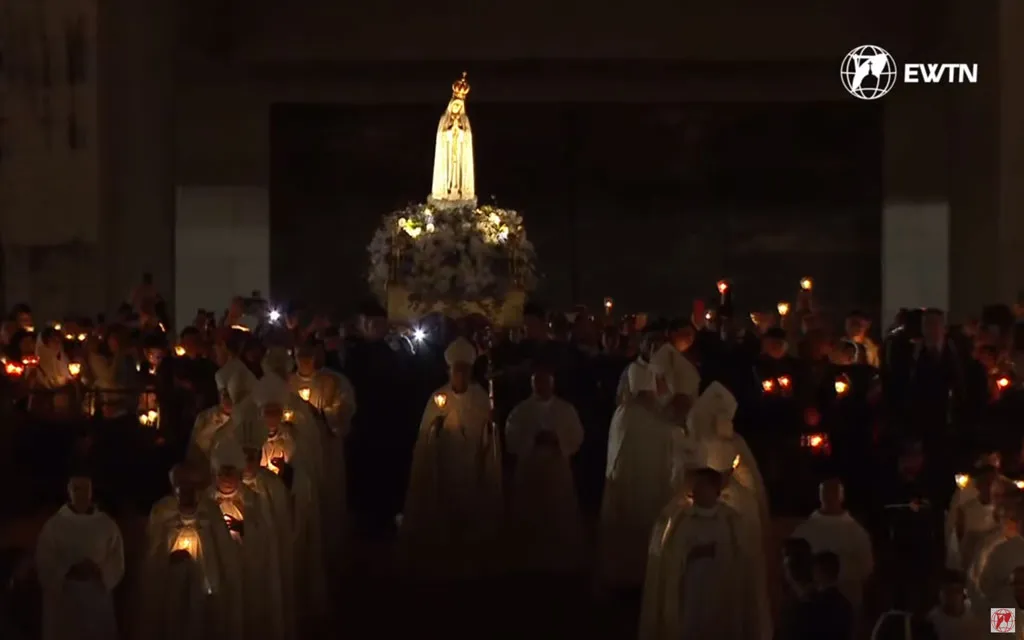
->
[451, 72, 471, 100]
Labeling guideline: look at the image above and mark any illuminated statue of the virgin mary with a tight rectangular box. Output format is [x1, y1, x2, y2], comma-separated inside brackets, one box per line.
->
[429, 72, 476, 207]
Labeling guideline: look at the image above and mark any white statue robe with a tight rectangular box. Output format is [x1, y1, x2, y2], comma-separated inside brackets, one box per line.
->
[977, 535, 1024, 611]
[398, 383, 502, 580]
[947, 497, 998, 572]
[638, 500, 755, 640]
[430, 107, 475, 201]
[36, 505, 124, 640]
[288, 368, 355, 570]
[210, 485, 285, 640]
[189, 407, 232, 461]
[243, 468, 296, 640]
[598, 400, 681, 588]
[138, 497, 243, 640]
[792, 510, 874, 613]
[504, 395, 585, 573]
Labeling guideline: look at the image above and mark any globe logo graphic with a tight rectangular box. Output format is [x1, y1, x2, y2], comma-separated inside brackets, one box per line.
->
[840, 45, 898, 100]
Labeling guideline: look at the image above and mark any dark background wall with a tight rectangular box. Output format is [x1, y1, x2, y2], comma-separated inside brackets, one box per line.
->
[270, 101, 882, 319]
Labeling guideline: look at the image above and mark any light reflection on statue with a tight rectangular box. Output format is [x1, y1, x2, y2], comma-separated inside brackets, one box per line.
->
[430, 72, 476, 206]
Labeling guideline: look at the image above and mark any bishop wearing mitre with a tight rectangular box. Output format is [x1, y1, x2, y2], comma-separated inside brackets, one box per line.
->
[209, 438, 286, 640]
[398, 336, 502, 580]
[138, 462, 243, 640]
[289, 341, 356, 572]
[597, 364, 683, 590]
[36, 470, 124, 640]
[188, 367, 242, 465]
[638, 467, 754, 640]
[504, 360, 585, 574]
[249, 374, 328, 629]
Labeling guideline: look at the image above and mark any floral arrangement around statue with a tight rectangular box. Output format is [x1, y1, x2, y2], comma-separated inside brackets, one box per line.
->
[367, 201, 538, 317]
[366, 72, 539, 325]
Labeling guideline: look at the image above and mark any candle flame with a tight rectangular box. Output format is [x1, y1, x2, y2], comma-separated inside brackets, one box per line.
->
[732, 454, 741, 470]
[77, 333, 87, 342]
[955, 474, 970, 489]
[1015, 480, 1024, 490]
[834, 379, 849, 395]
[5, 362, 24, 377]
[53, 323, 62, 331]
[761, 379, 774, 393]
[282, 409, 294, 423]
[298, 388, 311, 402]
[174, 345, 186, 357]
[68, 362, 82, 377]
[800, 277, 813, 291]
[777, 301, 790, 316]
[716, 280, 728, 294]
[997, 377, 1010, 389]
[433, 393, 448, 409]
[604, 297, 613, 309]
[806, 434, 825, 448]
[777, 375, 791, 389]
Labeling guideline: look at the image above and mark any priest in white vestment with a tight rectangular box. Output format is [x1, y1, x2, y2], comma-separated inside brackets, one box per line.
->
[138, 463, 243, 640]
[398, 336, 502, 580]
[946, 467, 1001, 572]
[213, 352, 257, 410]
[189, 377, 235, 465]
[792, 478, 874, 614]
[209, 440, 285, 640]
[36, 472, 124, 640]
[649, 342, 700, 410]
[598, 365, 683, 590]
[927, 569, 986, 640]
[248, 377, 328, 627]
[701, 438, 772, 639]
[505, 363, 585, 573]
[231, 416, 297, 640]
[687, 382, 769, 526]
[638, 467, 757, 640]
[976, 499, 1024, 612]
[289, 342, 356, 573]
[615, 333, 660, 406]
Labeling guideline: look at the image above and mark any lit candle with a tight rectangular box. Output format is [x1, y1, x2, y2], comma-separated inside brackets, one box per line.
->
[604, 297, 614, 314]
[807, 434, 824, 448]
[77, 333, 87, 342]
[53, 323, 62, 331]
[282, 409, 295, 423]
[716, 280, 729, 295]
[174, 345, 186, 357]
[171, 526, 200, 558]
[778, 375, 791, 389]
[997, 377, 1010, 390]
[298, 388, 311, 402]
[21, 355, 38, 367]
[732, 454, 741, 470]
[65, 333, 75, 340]
[954, 474, 970, 489]
[799, 277, 813, 291]
[5, 362, 24, 377]
[761, 379, 775, 393]
[1015, 480, 1024, 490]
[777, 301, 790, 316]
[834, 378, 849, 396]
[68, 362, 82, 377]
[433, 393, 448, 409]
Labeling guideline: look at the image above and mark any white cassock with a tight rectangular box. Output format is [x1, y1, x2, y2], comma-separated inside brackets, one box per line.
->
[926, 607, 987, 640]
[399, 378, 502, 579]
[615, 357, 649, 406]
[650, 343, 701, 404]
[209, 443, 285, 640]
[702, 439, 772, 640]
[792, 509, 874, 612]
[599, 367, 684, 588]
[36, 505, 124, 640]
[976, 535, 1024, 611]
[638, 499, 755, 640]
[947, 496, 997, 572]
[505, 394, 585, 573]
[138, 496, 243, 640]
[288, 367, 355, 569]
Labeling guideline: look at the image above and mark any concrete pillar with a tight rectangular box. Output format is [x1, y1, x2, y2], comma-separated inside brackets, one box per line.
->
[97, 0, 177, 319]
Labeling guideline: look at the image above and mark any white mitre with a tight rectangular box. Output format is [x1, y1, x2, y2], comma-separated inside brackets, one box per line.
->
[252, 373, 289, 408]
[444, 337, 477, 366]
[686, 381, 738, 438]
[261, 347, 293, 379]
[215, 358, 254, 403]
[210, 435, 246, 471]
[649, 343, 677, 386]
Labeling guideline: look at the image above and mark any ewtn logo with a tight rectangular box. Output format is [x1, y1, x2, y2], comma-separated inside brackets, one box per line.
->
[839, 44, 979, 100]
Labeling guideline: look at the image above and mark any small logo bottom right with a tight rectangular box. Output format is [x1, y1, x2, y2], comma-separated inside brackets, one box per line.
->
[991, 608, 1016, 633]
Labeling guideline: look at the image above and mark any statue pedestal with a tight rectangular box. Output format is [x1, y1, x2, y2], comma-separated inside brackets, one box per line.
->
[386, 283, 526, 327]
[426, 195, 478, 211]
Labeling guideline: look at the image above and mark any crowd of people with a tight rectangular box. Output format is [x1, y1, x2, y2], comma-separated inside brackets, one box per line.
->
[2, 276, 1024, 639]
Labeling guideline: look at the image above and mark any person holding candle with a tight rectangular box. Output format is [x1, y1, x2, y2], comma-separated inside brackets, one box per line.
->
[139, 462, 243, 640]
[397, 336, 501, 580]
[289, 341, 356, 575]
[213, 328, 257, 410]
[188, 370, 239, 466]
[504, 360, 585, 574]
[209, 441, 287, 640]
[35, 470, 124, 640]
